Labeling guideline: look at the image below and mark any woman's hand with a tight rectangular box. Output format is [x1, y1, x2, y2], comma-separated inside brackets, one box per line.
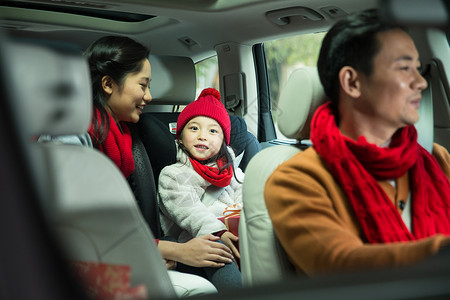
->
[220, 231, 240, 259]
[163, 259, 176, 270]
[158, 234, 234, 268]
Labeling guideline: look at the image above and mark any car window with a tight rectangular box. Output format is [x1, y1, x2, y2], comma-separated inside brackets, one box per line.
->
[195, 55, 219, 98]
[265, 32, 326, 139]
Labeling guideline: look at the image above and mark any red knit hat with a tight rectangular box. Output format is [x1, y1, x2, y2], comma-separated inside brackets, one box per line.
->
[177, 88, 231, 145]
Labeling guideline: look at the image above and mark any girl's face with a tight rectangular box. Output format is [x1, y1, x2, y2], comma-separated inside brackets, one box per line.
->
[179, 116, 224, 161]
[105, 58, 152, 123]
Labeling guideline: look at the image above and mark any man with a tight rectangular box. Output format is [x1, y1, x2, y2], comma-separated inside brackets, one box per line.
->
[265, 9, 450, 276]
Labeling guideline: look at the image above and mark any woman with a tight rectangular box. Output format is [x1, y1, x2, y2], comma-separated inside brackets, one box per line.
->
[85, 35, 151, 178]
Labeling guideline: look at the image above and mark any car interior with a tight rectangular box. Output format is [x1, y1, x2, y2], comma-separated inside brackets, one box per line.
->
[1, 0, 450, 299]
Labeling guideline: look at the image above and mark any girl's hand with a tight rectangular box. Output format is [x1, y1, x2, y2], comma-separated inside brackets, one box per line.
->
[220, 231, 240, 259]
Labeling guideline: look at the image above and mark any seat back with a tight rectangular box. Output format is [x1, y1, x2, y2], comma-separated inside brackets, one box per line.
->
[229, 114, 262, 171]
[239, 66, 327, 286]
[128, 123, 163, 238]
[137, 113, 178, 190]
[147, 54, 197, 106]
[416, 63, 434, 153]
[5, 39, 175, 298]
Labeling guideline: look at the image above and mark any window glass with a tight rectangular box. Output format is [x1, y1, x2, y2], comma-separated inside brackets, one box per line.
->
[195, 55, 219, 98]
[264, 32, 326, 139]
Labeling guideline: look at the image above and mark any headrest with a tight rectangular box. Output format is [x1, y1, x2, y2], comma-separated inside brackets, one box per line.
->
[5, 39, 92, 139]
[415, 62, 435, 153]
[277, 67, 327, 140]
[149, 55, 196, 105]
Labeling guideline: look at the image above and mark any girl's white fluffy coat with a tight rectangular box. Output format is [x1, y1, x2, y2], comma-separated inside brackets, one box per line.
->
[158, 143, 244, 242]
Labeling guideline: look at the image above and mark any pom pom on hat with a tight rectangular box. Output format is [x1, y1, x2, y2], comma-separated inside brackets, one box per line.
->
[177, 88, 231, 145]
[199, 87, 221, 101]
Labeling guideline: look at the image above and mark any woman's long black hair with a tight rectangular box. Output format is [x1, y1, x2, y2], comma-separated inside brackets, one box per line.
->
[83, 36, 150, 148]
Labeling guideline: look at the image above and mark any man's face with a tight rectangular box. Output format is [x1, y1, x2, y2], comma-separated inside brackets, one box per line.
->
[356, 29, 428, 132]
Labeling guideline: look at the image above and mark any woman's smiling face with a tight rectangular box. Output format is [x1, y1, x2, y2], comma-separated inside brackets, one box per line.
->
[106, 58, 152, 123]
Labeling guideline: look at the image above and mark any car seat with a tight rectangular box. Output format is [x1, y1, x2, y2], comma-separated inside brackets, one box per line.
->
[4, 39, 176, 298]
[239, 66, 328, 287]
[127, 123, 164, 238]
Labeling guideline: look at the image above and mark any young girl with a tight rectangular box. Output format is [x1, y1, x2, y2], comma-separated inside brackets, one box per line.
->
[158, 88, 243, 290]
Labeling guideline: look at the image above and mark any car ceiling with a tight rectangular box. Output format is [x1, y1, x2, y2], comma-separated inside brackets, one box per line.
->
[0, 0, 378, 61]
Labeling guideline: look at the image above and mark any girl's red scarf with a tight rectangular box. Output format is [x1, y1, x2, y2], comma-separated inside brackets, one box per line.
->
[189, 157, 233, 187]
[89, 109, 135, 178]
[310, 102, 450, 243]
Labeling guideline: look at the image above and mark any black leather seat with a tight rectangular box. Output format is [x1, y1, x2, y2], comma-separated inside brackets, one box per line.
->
[229, 114, 261, 172]
[137, 113, 178, 189]
[128, 123, 164, 238]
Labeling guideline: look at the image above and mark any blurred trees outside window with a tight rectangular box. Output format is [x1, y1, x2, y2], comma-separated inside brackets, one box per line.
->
[265, 32, 326, 139]
[195, 56, 219, 98]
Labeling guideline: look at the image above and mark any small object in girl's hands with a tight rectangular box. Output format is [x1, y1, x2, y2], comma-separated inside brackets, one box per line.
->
[218, 204, 242, 237]
[222, 203, 242, 217]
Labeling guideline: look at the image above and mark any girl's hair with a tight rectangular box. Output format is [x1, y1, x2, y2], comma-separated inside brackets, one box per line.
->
[83, 36, 150, 148]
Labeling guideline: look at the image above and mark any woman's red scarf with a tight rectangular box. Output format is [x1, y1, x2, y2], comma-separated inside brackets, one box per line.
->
[310, 101, 450, 243]
[88, 109, 135, 178]
[189, 157, 233, 187]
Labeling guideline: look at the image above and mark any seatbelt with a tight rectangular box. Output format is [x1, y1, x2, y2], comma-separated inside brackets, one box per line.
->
[201, 185, 225, 207]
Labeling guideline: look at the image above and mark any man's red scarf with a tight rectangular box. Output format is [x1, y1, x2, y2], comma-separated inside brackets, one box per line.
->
[189, 157, 233, 187]
[89, 109, 135, 178]
[310, 102, 450, 243]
